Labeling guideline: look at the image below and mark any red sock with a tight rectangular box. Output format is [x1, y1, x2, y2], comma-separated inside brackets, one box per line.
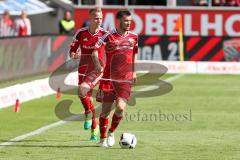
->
[80, 97, 91, 114]
[99, 115, 109, 139]
[90, 104, 97, 130]
[109, 114, 122, 133]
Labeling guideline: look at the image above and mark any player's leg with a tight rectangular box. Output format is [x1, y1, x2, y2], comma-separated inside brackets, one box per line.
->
[107, 82, 131, 147]
[85, 88, 99, 141]
[89, 106, 98, 141]
[78, 82, 93, 130]
[78, 70, 102, 131]
[97, 88, 115, 147]
[79, 82, 100, 141]
[99, 101, 113, 147]
[83, 71, 103, 140]
[107, 97, 127, 147]
[109, 98, 126, 132]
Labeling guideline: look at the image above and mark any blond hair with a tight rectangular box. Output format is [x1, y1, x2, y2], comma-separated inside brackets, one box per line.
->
[89, 8, 102, 14]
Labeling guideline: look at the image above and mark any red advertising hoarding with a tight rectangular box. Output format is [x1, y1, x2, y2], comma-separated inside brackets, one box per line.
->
[74, 8, 240, 62]
[138, 36, 240, 61]
[74, 8, 240, 36]
[0, 36, 73, 81]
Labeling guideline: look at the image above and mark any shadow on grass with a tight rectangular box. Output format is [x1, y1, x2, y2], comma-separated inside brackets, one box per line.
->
[0, 144, 100, 149]
[0, 138, 94, 144]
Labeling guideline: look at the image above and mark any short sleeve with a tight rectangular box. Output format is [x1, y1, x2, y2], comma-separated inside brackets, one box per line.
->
[95, 32, 110, 49]
[69, 31, 81, 54]
[134, 36, 138, 54]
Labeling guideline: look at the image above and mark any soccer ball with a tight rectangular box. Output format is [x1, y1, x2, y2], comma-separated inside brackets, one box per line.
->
[119, 133, 137, 149]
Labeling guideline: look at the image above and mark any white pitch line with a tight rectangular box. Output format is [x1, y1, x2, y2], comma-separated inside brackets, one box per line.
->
[0, 121, 66, 149]
[138, 74, 184, 92]
[0, 74, 184, 149]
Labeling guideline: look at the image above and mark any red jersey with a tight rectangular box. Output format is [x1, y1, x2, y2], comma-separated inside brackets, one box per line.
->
[69, 27, 107, 74]
[95, 29, 138, 81]
[0, 17, 15, 37]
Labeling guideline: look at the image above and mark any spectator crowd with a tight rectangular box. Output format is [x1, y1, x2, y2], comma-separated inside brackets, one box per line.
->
[0, 10, 31, 38]
[71, 0, 240, 6]
[1, 0, 238, 38]
[194, 0, 240, 6]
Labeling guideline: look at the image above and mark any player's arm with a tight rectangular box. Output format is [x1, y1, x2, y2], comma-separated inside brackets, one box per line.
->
[133, 36, 138, 84]
[69, 32, 81, 59]
[92, 49, 103, 73]
[92, 32, 109, 73]
[132, 55, 137, 84]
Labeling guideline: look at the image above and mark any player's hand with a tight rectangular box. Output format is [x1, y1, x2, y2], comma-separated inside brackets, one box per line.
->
[132, 72, 137, 84]
[95, 64, 103, 73]
[70, 52, 79, 59]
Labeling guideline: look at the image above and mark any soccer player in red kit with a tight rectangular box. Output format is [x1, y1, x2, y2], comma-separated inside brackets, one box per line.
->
[93, 10, 138, 147]
[69, 8, 107, 141]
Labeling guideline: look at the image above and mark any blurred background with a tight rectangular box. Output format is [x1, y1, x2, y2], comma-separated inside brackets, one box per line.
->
[0, 0, 239, 82]
[0, 0, 239, 81]
[0, 1, 240, 159]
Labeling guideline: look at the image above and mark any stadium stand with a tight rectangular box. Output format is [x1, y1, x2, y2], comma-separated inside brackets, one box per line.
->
[0, 0, 53, 15]
[0, 1, 239, 159]
[69, 0, 240, 6]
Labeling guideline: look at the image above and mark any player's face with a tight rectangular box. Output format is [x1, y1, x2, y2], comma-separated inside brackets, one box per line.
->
[3, 11, 10, 18]
[65, 12, 71, 20]
[21, 11, 27, 19]
[90, 11, 103, 28]
[119, 15, 132, 31]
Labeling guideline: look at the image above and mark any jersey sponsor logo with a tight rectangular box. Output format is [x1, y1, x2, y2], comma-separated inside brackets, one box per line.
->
[82, 45, 95, 49]
[106, 40, 134, 52]
[128, 38, 135, 43]
[83, 37, 88, 41]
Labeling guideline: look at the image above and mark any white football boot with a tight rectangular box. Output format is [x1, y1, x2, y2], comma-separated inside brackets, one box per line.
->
[107, 132, 115, 147]
[99, 138, 108, 148]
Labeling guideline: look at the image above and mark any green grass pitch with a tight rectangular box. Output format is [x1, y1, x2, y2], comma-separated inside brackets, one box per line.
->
[0, 74, 240, 160]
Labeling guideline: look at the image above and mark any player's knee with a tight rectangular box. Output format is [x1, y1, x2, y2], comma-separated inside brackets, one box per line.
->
[116, 99, 127, 113]
[100, 112, 110, 118]
[78, 87, 85, 98]
[116, 106, 125, 114]
[101, 102, 113, 117]
[78, 83, 90, 97]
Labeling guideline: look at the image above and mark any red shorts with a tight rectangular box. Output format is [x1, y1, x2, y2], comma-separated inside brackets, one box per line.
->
[78, 70, 103, 88]
[96, 81, 132, 103]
